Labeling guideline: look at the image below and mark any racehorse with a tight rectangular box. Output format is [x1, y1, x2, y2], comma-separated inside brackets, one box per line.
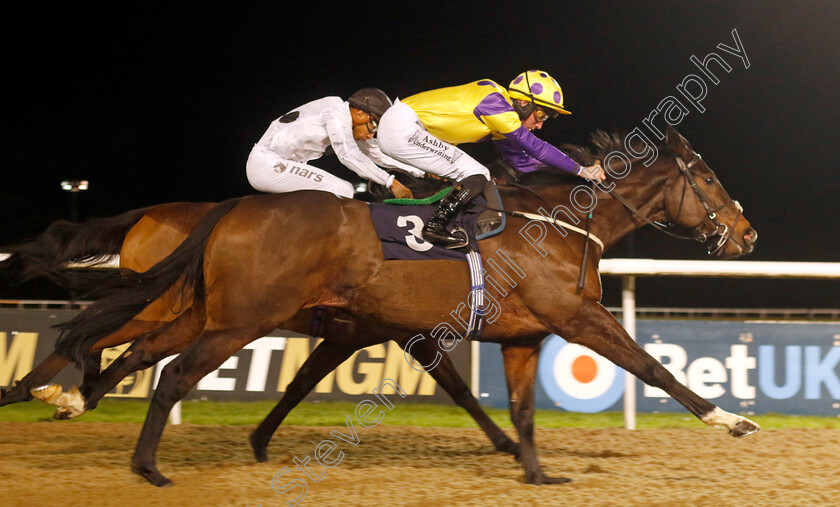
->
[0, 202, 216, 409]
[48, 127, 758, 486]
[0, 194, 521, 456]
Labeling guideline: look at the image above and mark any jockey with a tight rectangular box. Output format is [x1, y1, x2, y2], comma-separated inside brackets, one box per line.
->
[246, 88, 422, 199]
[377, 70, 607, 248]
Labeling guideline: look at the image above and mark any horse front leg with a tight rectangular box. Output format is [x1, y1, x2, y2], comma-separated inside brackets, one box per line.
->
[555, 298, 759, 437]
[501, 340, 571, 484]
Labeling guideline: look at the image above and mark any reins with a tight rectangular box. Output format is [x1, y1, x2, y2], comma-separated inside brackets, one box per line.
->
[603, 154, 745, 255]
[484, 151, 745, 289]
[604, 184, 701, 242]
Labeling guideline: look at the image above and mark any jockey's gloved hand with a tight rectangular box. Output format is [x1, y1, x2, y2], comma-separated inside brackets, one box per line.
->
[579, 164, 607, 183]
[390, 179, 413, 199]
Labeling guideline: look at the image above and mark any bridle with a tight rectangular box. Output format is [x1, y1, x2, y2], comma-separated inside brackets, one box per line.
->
[606, 152, 746, 255]
[672, 153, 746, 255]
[490, 150, 746, 258]
[488, 152, 745, 291]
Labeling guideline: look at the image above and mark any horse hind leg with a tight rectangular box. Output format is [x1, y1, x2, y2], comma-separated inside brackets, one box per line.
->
[402, 335, 519, 457]
[59, 350, 102, 417]
[1, 352, 70, 407]
[501, 340, 571, 484]
[51, 306, 204, 420]
[30, 384, 86, 416]
[32, 350, 106, 419]
[249, 339, 358, 462]
[554, 298, 759, 437]
[131, 325, 269, 487]
[29, 351, 99, 417]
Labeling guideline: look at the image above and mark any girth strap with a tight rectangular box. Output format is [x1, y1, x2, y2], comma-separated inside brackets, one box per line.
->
[464, 249, 485, 340]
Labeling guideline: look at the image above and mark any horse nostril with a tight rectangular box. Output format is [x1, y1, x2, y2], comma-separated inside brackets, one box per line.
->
[744, 228, 758, 244]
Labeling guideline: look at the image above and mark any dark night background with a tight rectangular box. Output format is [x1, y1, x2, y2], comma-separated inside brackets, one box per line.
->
[2, 2, 838, 309]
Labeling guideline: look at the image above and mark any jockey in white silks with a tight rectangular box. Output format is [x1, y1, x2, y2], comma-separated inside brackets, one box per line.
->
[247, 88, 423, 200]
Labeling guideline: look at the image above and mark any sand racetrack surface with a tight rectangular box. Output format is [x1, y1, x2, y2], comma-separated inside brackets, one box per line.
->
[1, 422, 838, 506]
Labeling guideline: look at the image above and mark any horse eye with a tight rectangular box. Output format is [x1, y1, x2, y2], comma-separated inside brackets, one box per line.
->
[704, 177, 714, 184]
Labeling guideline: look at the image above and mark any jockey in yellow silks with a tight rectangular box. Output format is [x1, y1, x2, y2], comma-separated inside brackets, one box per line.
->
[377, 70, 606, 248]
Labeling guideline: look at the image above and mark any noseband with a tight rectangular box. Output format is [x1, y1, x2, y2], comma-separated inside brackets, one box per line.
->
[672, 154, 745, 255]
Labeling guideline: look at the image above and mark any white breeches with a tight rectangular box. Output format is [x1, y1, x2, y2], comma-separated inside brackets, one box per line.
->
[246, 144, 355, 198]
[377, 101, 491, 183]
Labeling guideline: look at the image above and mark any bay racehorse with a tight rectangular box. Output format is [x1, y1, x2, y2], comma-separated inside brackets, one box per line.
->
[48, 126, 758, 486]
[0, 194, 521, 455]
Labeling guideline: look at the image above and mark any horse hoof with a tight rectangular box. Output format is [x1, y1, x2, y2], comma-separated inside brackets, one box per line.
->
[132, 462, 173, 487]
[253, 448, 268, 463]
[542, 476, 572, 485]
[53, 407, 73, 420]
[31, 384, 62, 403]
[730, 418, 760, 438]
[527, 473, 572, 485]
[0, 383, 34, 407]
[495, 439, 521, 458]
[249, 433, 269, 463]
[53, 406, 84, 420]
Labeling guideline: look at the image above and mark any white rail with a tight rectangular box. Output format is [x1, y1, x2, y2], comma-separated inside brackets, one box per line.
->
[600, 258, 840, 279]
[5, 254, 838, 278]
[0, 253, 120, 268]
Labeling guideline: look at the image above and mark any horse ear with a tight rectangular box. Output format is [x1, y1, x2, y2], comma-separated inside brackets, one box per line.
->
[666, 126, 693, 158]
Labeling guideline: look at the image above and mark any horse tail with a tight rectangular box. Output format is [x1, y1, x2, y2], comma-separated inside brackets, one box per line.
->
[0, 207, 148, 291]
[53, 197, 243, 366]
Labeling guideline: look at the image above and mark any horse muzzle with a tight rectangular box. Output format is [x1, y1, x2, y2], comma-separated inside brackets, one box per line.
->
[707, 225, 758, 258]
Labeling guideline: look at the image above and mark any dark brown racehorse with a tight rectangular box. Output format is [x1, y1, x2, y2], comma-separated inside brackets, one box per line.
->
[49, 127, 758, 486]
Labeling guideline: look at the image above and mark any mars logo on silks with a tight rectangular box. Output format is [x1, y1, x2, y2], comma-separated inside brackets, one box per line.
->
[538, 334, 625, 413]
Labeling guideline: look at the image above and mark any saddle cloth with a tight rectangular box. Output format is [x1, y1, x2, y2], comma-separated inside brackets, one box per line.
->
[367, 194, 487, 261]
[367, 192, 492, 339]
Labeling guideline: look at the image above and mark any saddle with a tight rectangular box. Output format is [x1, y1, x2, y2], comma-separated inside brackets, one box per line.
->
[378, 180, 506, 249]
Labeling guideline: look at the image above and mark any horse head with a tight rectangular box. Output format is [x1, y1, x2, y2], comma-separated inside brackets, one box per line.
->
[660, 126, 757, 259]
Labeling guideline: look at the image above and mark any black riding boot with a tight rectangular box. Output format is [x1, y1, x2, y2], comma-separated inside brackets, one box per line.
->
[422, 175, 487, 249]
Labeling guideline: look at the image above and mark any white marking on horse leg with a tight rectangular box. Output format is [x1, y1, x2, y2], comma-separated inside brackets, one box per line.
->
[31, 384, 63, 404]
[701, 407, 760, 437]
[30, 384, 86, 418]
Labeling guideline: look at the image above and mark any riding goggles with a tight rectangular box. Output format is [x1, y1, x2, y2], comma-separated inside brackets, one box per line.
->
[534, 105, 560, 122]
[354, 114, 378, 134]
[365, 117, 378, 133]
